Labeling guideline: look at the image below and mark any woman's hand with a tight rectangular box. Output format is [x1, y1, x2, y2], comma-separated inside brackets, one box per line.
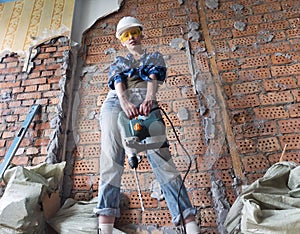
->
[115, 82, 139, 119]
[139, 98, 153, 116]
[120, 99, 139, 119]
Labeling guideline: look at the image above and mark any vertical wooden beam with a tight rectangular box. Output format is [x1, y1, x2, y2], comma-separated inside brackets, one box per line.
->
[198, 0, 246, 182]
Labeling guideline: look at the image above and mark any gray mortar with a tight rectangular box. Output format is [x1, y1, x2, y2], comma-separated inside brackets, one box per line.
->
[206, 0, 219, 9]
[234, 21, 247, 31]
[211, 179, 230, 234]
[46, 40, 70, 164]
[231, 4, 244, 13]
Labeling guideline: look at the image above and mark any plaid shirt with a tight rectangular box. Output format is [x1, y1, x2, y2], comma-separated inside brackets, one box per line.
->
[108, 51, 167, 90]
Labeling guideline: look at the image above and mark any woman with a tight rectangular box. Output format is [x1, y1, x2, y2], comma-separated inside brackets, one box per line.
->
[94, 16, 200, 234]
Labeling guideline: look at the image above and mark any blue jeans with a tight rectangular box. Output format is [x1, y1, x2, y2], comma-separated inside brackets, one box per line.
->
[94, 89, 196, 225]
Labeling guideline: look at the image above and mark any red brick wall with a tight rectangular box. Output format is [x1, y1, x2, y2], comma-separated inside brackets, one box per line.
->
[72, 0, 300, 231]
[0, 36, 71, 177]
[0, 0, 299, 232]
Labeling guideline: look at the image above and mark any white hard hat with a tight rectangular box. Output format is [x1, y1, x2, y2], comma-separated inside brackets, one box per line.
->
[116, 16, 143, 39]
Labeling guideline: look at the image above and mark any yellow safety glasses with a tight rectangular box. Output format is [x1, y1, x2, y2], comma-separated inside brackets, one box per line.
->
[120, 27, 141, 43]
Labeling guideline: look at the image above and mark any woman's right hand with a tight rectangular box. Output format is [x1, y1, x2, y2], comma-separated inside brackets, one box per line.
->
[120, 99, 139, 119]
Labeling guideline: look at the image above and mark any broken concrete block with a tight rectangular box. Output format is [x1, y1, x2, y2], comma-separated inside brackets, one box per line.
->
[206, 0, 219, 9]
[234, 21, 247, 31]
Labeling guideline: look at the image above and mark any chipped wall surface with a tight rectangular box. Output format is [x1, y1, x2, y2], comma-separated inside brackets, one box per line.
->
[0, 0, 74, 54]
[71, 0, 123, 44]
[72, 0, 300, 232]
[0, 0, 299, 232]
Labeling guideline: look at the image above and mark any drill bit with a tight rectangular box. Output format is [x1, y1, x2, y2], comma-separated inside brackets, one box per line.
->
[133, 168, 144, 211]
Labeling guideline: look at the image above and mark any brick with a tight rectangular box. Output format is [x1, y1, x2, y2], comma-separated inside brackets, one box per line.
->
[92, 35, 115, 45]
[232, 25, 259, 38]
[192, 189, 212, 207]
[34, 64, 46, 71]
[271, 53, 293, 65]
[45, 47, 57, 53]
[25, 85, 38, 92]
[259, 90, 294, 105]
[5, 74, 17, 81]
[244, 121, 278, 138]
[0, 140, 5, 148]
[22, 77, 47, 86]
[8, 101, 21, 108]
[35, 138, 49, 146]
[216, 59, 238, 71]
[7, 67, 22, 74]
[287, 103, 300, 117]
[12, 87, 24, 94]
[269, 151, 300, 165]
[257, 137, 281, 152]
[236, 139, 256, 154]
[116, 209, 141, 226]
[42, 90, 61, 98]
[0, 81, 20, 89]
[47, 77, 61, 84]
[2, 131, 15, 139]
[5, 115, 18, 123]
[252, 2, 281, 14]
[17, 92, 41, 100]
[247, 15, 264, 24]
[142, 210, 172, 227]
[47, 63, 61, 70]
[260, 42, 291, 54]
[78, 132, 101, 144]
[57, 45, 71, 52]
[239, 68, 271, 81]
[263, 77, 297, 91]
[12, 156, 28, 165]
[0, 148, 5, 157]
[149, 11, 170, 21]
[72, 158, 99, 174]
[72, 175, 93, 190]
[200, 208, 217, 227]
[26, 147, 39, 155]
[38, 84, 51, 91]
[293, 90, 300, 102]
[286, 28, 300, 38]
[254, 106, 289, 120]
[214, 169, 235, 186]
[158, 1, 179, 11]
[231, 81, 261, 95]
[260, 20, 289, 32]
[172, 97, 199, 112]
[279, 134, 300, 150]
[227, 94, 259, 109]
[41, 70, 54, 77]
[240, 55, 270, 69]
[126, 191, 158, 209]
[278, 118, 300, 134]
[185, 171, 211, 188]
[228, 36, 257, 48]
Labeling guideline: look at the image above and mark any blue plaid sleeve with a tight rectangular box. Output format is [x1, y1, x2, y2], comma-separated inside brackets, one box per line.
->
[108, 56, 130, 89]
[141, 52, 167, 81]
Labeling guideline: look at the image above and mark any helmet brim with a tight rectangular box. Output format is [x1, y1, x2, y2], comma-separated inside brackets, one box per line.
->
[116, 24, 143, 39]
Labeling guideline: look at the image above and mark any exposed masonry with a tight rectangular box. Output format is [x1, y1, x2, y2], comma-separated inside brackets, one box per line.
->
[69, 0, 299, 233]
[169, 21, 232, 231]
[15, 36, 71, 165]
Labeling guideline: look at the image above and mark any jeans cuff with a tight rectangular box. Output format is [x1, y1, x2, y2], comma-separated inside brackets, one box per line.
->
[172, 207, 197, 226]
[93, 207, 121, 218]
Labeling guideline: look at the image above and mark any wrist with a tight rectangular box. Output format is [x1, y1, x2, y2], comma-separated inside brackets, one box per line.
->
[145, 94, 156, 101]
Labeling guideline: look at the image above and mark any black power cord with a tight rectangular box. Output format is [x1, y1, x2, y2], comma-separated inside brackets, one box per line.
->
[152, 106, 193, 234]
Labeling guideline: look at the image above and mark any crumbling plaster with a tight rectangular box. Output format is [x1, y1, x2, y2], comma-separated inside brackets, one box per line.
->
[71, 0, 123, 44]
